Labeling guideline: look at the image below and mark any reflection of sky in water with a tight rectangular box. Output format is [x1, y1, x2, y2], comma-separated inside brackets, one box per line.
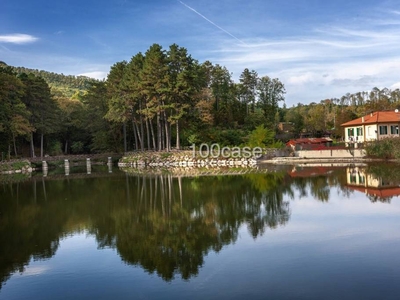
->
[1, 182, 400, 300]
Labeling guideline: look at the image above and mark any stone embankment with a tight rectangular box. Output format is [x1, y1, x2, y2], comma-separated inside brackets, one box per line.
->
[0, 160, 33, 175]
[118, 151, 257, 168]
[122, 165, 271, 177]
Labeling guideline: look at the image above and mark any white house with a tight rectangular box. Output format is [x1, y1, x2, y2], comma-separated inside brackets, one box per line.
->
[341, 110, 400, 144]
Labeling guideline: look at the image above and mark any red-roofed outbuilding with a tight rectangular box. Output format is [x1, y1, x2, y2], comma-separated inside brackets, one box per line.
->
[286, 137, 332, 150]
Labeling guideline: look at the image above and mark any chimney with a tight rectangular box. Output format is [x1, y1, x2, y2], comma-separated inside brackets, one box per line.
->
[370, 112, 373, 117]
[362, 116, 364, 123]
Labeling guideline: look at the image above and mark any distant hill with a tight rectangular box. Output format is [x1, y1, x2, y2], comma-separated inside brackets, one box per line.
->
[9, 64, 99, 98]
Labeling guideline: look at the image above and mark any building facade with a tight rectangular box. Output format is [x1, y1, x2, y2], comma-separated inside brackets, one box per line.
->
[341, 111, 400, 144]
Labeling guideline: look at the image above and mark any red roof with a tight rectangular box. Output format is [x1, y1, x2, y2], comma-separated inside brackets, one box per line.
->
[341, 111, 400, 127]
[347, 185, 400, 199]
[286, 138, 332, 146]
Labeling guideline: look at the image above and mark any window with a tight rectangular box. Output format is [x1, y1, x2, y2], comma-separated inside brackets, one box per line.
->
[356, 127, 363, 136]
[348, 128, 354, 136]
[390, 125, 399, 135]
[379, 125, 388, 135]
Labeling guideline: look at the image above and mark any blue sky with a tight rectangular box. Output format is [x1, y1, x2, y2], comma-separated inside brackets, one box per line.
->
[1, 0, 400, 106]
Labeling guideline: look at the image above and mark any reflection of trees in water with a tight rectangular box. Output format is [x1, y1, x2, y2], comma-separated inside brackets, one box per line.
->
[88, 173, 293, 280]
[366, 194, 392, 203]
[289, 168, 349, 202]
[0, 167, 354, 285]
[242, 173, 292, 237]
[0, 179, 67, 288]
[310, 177, 330, 202]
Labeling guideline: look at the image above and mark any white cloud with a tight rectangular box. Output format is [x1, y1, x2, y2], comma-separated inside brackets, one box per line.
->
[204, 10, 400, 106]
[78, 71, 107, 80]
[0, 34, 38, 44]
[391, 82, 400, 90]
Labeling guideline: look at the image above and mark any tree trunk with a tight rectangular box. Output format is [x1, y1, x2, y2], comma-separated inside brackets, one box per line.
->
[145, 118, 151, 150]
[160, 113, 165, 151]
[163, 111, 170, 152]
[176, 120, 180, 150]
[123, 122, 127, 153]
[40, 133, 44, 159]
[12, 132, 17, 157]
[140, 116, 145, 151]
[135, 119, 143, 150]
[64, 140, 68, 154]
[30, 132, 35, 158]
[132, 121, 139, 151]
[149, 118, 156, 150]
[157, 112, 162, 151]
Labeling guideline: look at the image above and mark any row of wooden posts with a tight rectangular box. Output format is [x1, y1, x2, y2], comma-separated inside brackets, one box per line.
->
[42, 157, 113, 177]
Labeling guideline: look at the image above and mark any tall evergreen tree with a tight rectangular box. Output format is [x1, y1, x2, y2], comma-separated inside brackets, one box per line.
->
[167, 44, 202, 149]
[20, 73, 60, 158]
[0, 68, 32, 157]
[239, 68, 258, 115]
[85, 81, 123, 152]
[139, 44, 170, 151]
[257, 76, 285, 129]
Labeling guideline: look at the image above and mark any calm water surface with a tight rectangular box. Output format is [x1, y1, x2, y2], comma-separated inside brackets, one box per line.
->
[0, 164, 400, 300]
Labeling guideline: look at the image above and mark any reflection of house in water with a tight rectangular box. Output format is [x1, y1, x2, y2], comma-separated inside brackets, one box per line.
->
[346, 167, 400, 201]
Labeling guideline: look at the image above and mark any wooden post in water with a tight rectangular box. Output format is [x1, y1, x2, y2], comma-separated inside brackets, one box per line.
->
[107, 157, 112, 173]
[65, 159, 70, 176]
[86, 158, 91, 174]
[42, 161, 48, 177]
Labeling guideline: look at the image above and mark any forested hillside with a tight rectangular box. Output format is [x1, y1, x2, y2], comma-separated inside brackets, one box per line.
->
[1, 44, 400, 159]
[3, 62, 98, 98]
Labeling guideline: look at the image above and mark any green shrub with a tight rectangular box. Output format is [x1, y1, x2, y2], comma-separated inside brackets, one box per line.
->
[48, 141, 63, 156]
[365, 137, 400, 159]
[247, 125, 275, 148]
[71, 141, 84, 154]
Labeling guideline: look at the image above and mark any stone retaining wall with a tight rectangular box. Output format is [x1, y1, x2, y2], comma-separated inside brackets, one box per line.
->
[119, 151, 258, 168]
[119, 157, 257, 168]
[295, 149, 366, 158]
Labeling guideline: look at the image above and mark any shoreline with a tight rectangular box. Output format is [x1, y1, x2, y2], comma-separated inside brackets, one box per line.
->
[260, 156, 384, 164]
[0, 152, 396, 176]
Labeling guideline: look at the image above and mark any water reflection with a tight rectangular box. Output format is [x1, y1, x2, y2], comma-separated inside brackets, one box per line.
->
[0, 163, 399, 287]
[346, 165, 400, 203]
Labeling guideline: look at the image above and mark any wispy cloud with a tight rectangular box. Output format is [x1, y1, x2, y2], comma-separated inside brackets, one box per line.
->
[179, 1, 247, 45]
[0, 33, 38, 44]
[202, 6, 400, 105]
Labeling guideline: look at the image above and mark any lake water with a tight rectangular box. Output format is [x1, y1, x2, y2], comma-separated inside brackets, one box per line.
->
[1, 164, 400, 300]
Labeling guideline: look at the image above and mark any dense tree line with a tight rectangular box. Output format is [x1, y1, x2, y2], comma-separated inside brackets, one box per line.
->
[103, 44, 286, 152]
[0, 44, 286, 157]
[2, 43, 400, 158]
[283, 87, 400, 139]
